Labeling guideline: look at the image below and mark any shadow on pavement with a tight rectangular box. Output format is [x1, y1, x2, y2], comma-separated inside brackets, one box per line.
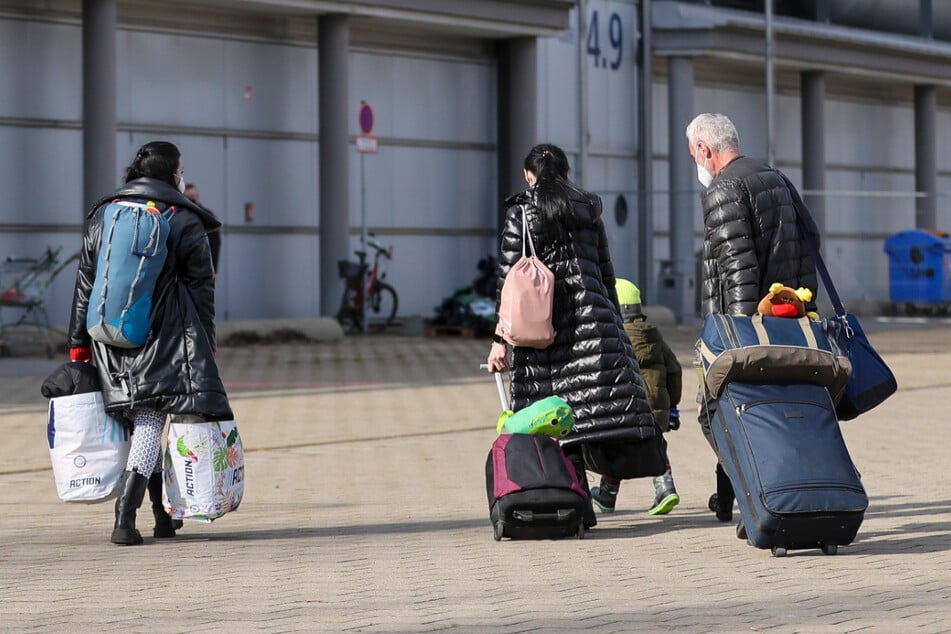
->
[864, 496, 951, 518]
[170, 517, 489, 541]
[170, 511, 732, 543]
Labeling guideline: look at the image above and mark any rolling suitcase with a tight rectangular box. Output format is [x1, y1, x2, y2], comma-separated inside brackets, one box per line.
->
[710, 381, 867, 557]
[482, 368, 587, 541]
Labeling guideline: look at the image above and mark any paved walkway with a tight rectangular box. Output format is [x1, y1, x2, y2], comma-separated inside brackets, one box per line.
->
[1, 318, 950, 633]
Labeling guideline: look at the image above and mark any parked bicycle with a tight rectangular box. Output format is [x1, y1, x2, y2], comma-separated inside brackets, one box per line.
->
[336, 237, 399, 333]
[0, 246, 80, 357]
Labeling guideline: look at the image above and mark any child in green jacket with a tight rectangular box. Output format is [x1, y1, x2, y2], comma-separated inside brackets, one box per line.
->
[590, 278, 683, 515]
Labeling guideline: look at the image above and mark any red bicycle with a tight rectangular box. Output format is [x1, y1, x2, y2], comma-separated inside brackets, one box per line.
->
[336, 238, 398, 333]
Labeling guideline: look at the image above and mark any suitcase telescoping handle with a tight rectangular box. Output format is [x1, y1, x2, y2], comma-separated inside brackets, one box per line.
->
[479, 364, 510, 412]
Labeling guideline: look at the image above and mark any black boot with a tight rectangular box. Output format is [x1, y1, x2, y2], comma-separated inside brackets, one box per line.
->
[148, 471, 177, 538]
[111, 469, 149, 545]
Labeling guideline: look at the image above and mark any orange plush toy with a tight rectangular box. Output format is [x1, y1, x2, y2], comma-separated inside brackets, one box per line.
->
[757, 282, 813, 319]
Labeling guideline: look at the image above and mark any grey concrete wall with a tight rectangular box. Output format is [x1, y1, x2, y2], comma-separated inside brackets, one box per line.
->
[2, 1, 951, 329]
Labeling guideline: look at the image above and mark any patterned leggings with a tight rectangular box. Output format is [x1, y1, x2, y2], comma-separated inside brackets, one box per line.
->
[125, 409, 166, 477]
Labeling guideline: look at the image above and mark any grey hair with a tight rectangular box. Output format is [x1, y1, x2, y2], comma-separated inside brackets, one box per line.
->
[686, 113, 740, 153]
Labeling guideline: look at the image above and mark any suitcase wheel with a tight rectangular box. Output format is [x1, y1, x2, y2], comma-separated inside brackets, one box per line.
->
[771, 546, 788, 558]
[493, 520, 504, 542]
[821, 543, 838, 555]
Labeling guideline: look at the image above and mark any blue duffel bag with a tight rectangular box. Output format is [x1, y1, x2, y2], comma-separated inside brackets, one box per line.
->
[696, 313, 851, 402]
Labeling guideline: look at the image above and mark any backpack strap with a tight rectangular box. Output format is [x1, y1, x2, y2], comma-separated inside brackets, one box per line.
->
[521, 206, 539, 259]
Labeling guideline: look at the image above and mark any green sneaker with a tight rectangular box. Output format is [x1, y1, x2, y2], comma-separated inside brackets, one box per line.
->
[648, 491, 680, 515]
[590, 484, 617, 513]
[648, 471, 680, 515]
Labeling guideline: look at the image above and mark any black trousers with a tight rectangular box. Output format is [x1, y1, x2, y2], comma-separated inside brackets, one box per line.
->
[699, 399, 735, 502]
[563, 445, 597, 526]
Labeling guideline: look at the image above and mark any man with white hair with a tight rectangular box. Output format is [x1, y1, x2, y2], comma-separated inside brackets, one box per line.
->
[686, 112, 821, 316]
[685, 112, 822, 524]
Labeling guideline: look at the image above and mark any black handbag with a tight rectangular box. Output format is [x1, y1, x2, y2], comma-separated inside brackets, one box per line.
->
[787, 177, 898, 420]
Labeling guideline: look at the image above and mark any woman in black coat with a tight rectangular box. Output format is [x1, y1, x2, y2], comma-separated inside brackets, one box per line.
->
[486, 144, 656, 527]
[67, 141, 231, 546]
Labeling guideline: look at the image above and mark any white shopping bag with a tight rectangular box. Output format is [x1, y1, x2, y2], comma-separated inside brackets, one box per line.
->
[163, 419, 244, 522]
[47, 392, 130, 503]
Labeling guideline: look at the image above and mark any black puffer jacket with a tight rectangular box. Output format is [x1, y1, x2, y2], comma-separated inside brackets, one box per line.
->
[496, 186, 656, 448]
[700, 156, 820, 316]
[40, 361, 102, 398]
[67, 178, 232, 421]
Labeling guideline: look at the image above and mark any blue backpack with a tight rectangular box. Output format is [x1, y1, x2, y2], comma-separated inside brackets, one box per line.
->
[86, 200, 175, 348]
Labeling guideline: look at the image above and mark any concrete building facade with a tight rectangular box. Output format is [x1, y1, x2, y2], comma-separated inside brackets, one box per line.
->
[1, 0, 949, 327]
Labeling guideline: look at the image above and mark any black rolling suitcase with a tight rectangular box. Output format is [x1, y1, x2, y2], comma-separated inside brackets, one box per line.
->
[482, 369, 587, 541]
[710, 381, 868, 557]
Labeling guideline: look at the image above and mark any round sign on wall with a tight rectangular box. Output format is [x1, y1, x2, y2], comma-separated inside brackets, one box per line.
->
[359, 103, 374, 134]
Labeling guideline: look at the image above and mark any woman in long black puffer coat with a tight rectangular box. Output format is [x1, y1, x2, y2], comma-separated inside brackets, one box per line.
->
[67, 141, 232, 546]
[486, 143, 656, 528]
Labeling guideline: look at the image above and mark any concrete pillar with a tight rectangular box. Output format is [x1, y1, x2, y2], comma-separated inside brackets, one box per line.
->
[914, 84, 937, 229]
[82, 0, 117, 212]
[920, 0, 934, 38]
[318, 14, 350, 316]
[497, 37, 537, 230]
[801, 71, 826, 239]
[665, 56, 695, 323]
[637, 0, 654, 303]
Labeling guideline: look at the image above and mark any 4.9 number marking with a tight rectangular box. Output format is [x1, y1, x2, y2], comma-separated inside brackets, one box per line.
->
[586, 10, 623, 70]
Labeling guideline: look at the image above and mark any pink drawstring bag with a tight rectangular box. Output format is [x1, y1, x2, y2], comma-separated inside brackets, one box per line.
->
[497, 208, 556, 348]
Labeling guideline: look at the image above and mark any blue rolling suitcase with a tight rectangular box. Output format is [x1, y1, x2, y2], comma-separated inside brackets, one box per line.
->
[710, 381, 868, 557]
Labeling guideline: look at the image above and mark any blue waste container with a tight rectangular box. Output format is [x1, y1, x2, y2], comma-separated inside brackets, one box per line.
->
[883, 229, 951, 305]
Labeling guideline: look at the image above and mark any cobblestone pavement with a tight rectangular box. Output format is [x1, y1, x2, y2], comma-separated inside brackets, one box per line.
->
[1, 318, 950, 633]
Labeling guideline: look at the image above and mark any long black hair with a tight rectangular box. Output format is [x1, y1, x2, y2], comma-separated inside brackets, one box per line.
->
[125, 141, 180, 186]
[524, 143, 572, 241]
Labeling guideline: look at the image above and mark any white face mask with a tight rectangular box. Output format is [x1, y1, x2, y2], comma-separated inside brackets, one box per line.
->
[695, 146, 714, 188]
[177, 175, 186, 194]
[696, 161, 714, 188]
